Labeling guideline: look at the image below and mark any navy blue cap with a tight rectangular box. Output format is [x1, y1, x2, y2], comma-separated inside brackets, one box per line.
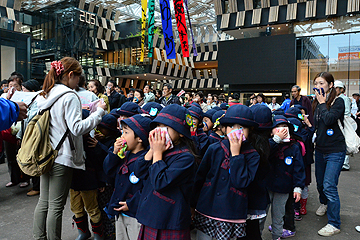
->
[212, 106, 222, 111]
[220, 105, 258, 127]
[272, 115, 294, 133]
[212, 110, 225, 128]
[203, 108, 217, 120]
[220, 102, 229, 110]
[141, 102, 163, 119]
[99, 114, 118, 132]
[287, 117, 304, 139]
[111, 102, 140, 118]
[151, 104, 192, 139]
[293, 104, 308, 114]
[121, 115, 152, 147]
[190, 102, 201, 109]
[285, 107, 303, 121]
[273, 108, 285, 116]
[188, 106, 204, 121]
[250, 104, 273, 129]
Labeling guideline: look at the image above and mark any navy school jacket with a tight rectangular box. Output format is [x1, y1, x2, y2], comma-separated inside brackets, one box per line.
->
[303, 126, 315, 166]
[208, 132, 225, 145]
[71, 137, 116, 191]
[192, 139, 260, 220]
[266, 139, 305, 194]
[103, 148, 147, 218]
[134, 144, 196, 230]
[192, 128, 209, 156]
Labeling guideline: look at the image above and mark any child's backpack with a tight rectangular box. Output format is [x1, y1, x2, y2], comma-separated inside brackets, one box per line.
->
[17, 91, 75, 176]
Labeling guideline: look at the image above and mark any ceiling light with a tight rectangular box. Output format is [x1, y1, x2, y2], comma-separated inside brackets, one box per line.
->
[164, 77, 166, 78]
[137, 76, 139, 78]
[144, 74, 146, 76]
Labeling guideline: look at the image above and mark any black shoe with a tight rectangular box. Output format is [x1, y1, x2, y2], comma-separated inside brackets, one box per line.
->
[341, 168, 350, 171]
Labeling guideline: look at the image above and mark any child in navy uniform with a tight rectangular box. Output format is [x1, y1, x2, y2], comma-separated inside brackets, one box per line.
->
[265, 115, 305, 240]
[188, 106, 209, 157]
[135, 104, 197, 240]
[207, 110, 226, 144]
[71, 112, 118, 240]
[103, 115, 151, 240]
[203, 109, 217, 134]
[192, 105, 261, 240]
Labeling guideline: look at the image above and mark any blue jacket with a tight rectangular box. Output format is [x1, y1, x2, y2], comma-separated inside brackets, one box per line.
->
[192, 128, 209, 156]
[103, 148, 147, 218]
[0, 98, 19, 131]
[280, 99, 291, 112]
[193, 139, 260, 220]
[71, 137, 116, 191]
[134, 144, 196, 230]
[208, 132, 225, 144]
[266, 139, 305, 194]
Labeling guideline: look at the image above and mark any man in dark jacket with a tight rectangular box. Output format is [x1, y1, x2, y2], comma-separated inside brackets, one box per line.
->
[105, 80, 121, 110]
[159, 83, 180, 106]
[290, 85, 314, 125]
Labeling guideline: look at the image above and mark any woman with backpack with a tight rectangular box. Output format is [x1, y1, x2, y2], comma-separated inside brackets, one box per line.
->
[33, 57, 107, 240]
[312, 72, 345, 237]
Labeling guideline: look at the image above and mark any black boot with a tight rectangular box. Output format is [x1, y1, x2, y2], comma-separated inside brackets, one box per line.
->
[91, 219, 104, 240]
[73, 215, 91, 240]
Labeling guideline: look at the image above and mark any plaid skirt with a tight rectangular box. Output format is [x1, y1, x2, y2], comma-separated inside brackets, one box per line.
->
[194, 212, 246, 239]
[137, 225, 191, 240]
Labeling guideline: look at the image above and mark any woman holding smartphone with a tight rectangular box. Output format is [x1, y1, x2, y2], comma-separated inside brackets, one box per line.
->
[312, 72, 345, 237]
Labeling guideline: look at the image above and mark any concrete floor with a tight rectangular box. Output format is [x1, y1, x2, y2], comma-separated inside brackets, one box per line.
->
[1, 155, 360, 240]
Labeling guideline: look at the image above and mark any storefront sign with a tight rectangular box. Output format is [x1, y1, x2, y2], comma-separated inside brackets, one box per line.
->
[338, 52, 360, 60]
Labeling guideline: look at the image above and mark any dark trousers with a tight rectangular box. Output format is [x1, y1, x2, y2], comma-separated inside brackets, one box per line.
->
[4, 141, 22, 184]
[283, 193, 296, 232]
[241, 219, 262, 240]
[32, 176, 40, 191]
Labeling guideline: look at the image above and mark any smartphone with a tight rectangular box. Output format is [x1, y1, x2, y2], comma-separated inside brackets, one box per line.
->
[313, 88, 325, 96]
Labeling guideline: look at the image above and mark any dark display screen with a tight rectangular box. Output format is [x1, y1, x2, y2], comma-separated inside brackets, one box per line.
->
[218, 34, 296, 85]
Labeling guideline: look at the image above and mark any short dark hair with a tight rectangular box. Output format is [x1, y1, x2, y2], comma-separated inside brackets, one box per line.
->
[292, 85, 301, 92]
[120, 90, 124, 94]
[135, 89, 145, 98]
[107, 80, 116, 87]
[257, 93, 265, 102]
[233, 93, 240, 100]
[196, 91, 204, 99]
[163, 83, 173, 90]
[115, 85, 120, 89]
[8, 75, 23, 86]
[0, 80, 7, 87]
[10, 72, 24, 82]
[129, 88, 135, 93]
[78, 75, 86, 88]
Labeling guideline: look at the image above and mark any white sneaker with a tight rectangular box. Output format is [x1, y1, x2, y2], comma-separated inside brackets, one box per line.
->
[318, 224, 340, 236]
[316, 204, 327, 216]
[355, 226, 360, 232]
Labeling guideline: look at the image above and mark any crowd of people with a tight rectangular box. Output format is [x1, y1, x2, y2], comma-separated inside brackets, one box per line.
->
[0, 57, 359, 240]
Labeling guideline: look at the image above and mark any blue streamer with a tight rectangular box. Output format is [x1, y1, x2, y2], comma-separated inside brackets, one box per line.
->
[159, 0, 176, 59]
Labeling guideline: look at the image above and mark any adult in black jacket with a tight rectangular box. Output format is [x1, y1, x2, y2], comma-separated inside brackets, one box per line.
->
[312, 72, 345, 237]
[105, 80, 121, 110]
[159, 83, 181, 106]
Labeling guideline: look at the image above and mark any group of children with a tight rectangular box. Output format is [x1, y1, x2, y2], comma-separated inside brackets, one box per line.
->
[71, 100, 314, 240]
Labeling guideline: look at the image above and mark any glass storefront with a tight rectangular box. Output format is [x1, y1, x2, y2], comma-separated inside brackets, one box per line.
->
[296, 15, 360, 96]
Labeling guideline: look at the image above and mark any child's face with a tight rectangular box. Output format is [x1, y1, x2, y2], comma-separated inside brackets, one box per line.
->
[226, 124, 249, 139]
[203, 117, 213, 132]
[121, 125, 141, 151]
[272, 123, 288, 136]
[157, 123, 181, 143]
[192, 117, 200, 128]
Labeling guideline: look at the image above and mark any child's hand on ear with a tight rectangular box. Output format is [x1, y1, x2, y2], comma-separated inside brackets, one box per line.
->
[275, 128, 288, 140]
[229, 131, 243, 156]
[87, 136, 98, 148]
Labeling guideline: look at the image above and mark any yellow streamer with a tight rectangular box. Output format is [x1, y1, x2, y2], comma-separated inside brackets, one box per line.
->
[140, 0, 147, 62]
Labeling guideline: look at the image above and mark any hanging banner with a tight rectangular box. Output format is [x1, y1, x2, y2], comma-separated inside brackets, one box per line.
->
[140, 0, 147, 62]
[184, 0, 197, 56]
[173, 0, 189, 57]
[159, 0, 176, 59]
[148, 0, 155, 57]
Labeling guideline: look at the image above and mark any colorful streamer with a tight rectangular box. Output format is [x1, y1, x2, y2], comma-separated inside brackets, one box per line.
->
[173, 0, 189, 57]
[140, 0, 147, 62]
[159, 0, 176, 59]
[148, 0, 155, 58]
[184, 0, 198, 56]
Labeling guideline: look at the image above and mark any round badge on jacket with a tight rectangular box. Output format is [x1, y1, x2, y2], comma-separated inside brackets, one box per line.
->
[129, 172, 139, 184]
[327, 129, 334, 136]
[285, 156, 293, 165]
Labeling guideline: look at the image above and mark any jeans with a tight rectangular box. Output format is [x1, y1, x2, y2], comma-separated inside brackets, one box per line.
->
[315, 150, 345, 229]
[33, 163, 73, 240]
